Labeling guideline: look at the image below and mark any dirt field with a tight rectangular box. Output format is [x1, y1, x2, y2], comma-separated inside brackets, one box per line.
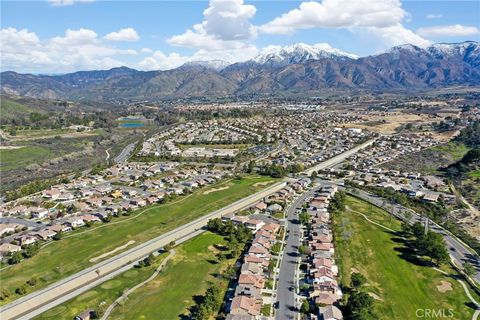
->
[345, 112, 442, 134]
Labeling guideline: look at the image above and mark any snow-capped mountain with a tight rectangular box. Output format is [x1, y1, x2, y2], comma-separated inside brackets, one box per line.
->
[250, 43, 358, 67]
[181, 60, 230, 71]
[427, 41, 480, 59]
[2, 41, 479, 101]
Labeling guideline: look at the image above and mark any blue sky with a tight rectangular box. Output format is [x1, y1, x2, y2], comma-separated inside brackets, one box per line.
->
[1, 0, 479, 73]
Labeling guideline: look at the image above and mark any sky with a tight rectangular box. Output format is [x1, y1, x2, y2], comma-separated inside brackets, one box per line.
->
[1, 0, 479, 73]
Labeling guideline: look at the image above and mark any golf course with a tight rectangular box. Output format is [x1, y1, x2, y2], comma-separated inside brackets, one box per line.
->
[34, 232, 231, 319]
[0, 175, 276, 305]
[333, 195, 479, 319]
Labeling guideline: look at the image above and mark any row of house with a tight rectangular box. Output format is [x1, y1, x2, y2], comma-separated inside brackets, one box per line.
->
[304, 185, 344, 320]
[227, 222, 281, 320]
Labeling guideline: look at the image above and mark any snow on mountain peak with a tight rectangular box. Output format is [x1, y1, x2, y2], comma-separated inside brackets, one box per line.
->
[251, 43, 358, 66]
[182, 60, 230, 71]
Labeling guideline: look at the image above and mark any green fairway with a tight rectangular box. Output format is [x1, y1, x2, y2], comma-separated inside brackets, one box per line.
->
[110, 232, 230, 319]
[0, 145, 52, 171]
[33, 253, 168, 320]
[34, 232, 230, 320]
[334, 195, 478, 320]
[0, 175, 275, 305]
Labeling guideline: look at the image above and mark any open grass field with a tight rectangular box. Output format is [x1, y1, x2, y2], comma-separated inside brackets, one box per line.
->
[334, 196, 479, 320]
[35, 232, 229, 320]
[109, 232, 230, 319]
[34, 253, 168, 320]
[0, 145, 52, 171]
[0, 175, 276, 305]
[0, 98, 39, 119]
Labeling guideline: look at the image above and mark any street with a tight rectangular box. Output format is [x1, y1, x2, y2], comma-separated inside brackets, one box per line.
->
[346, 187, 480, 285]
[275, 188, 317, 320]
[0, 182, 287, 320]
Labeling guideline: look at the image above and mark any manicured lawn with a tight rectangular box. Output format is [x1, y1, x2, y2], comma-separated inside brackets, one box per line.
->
[108, 232, 230, 319]
[334, 195, 478, 320]
[0, 175, 276, 305]
[34, 253, 168, 320]
[0, 146, 52, 171]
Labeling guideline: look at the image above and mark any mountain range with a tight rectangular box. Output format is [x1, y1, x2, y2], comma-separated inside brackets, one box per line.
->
[1, 41, 479, 102]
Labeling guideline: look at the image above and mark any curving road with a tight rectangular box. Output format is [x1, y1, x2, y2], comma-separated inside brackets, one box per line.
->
[345, 187, 480, 285]
[0, 182, 287, 320]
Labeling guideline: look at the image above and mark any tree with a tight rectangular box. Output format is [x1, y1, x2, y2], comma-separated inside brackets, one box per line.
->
[414, 231, 449, 265]
[411, 222, 424, 238]
[9, 251, 23, 265]
[300, 299, 311, 314]
[299, 212, 310, 225]
[298, 245, 311, 256]
[23, 243, 40, 258]
[15, 285, 27, 295]
[350, 272, 367, 290]
[345, 291, 376, 320]
[52, 231, 63, 240]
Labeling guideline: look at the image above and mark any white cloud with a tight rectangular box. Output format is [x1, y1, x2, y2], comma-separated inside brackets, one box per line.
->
[259, 0, 429, 49]
[168, 0, 257, 52]
[426, 13, 443, 19]
[259, 0, 406, 34]
[1, 27, 136, 73]
[417, 24, 480, 38]
[141, 47, 153, 53]
[137, 51, 190, 70]
[104, 28, 140, 42]
[366, 24, 432, 48]
[49, 0, 95, 6]
[136, 46, 258, 71]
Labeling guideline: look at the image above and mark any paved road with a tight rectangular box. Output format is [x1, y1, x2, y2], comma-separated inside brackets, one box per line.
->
[16, 230, 202, 320]
[0, 182, 287, 320]
[114, 142, 137, 163]
[275, 188, 318, 320]
[346, 187, 480, 285]
[0, 217, 47, 229]
[303, 138, 377, 175]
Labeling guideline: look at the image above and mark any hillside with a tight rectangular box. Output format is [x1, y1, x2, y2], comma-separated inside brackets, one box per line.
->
[1, 41, 479, 102]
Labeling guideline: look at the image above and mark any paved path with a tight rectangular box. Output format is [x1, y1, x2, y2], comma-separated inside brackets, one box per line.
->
[347, 204, 480, 320]
[346, 187, 480, 285]
[101, 249, 176, 320]
[0, 182, 286, 320]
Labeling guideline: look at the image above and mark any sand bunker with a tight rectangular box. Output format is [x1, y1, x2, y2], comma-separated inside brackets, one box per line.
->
[436, 280, 453, 293]
[89, 240, 136, 262]
[253, 181, 271, 187]
[203, 186, 230, 195]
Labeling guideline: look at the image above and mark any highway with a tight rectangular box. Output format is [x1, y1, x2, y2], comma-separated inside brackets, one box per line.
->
[345, 187, 480, 285]
[0, 181, 287, 320]
[303, 138, 377, 175]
